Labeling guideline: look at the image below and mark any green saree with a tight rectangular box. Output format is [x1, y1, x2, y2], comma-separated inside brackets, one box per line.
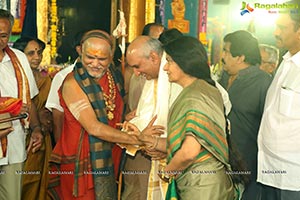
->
[166, 79, 235, 200]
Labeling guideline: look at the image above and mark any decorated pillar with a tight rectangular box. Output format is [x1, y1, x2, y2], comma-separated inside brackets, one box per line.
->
[124, 0, 145, 42]
[37, 0, 49, 65]
[145, 0, 155, 24]
[49, 0, 58, 63]
[198, 0, 208, 45]
[110, 0, 118, 37]
[124, 0, 156, 42]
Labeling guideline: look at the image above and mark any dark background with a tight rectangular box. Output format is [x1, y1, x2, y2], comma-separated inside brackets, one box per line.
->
[56, 0, 111, 64]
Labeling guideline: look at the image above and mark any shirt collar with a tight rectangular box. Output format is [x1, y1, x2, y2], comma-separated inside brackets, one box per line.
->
[283, 51, 300, 68]
[1, 49, 11, 63]
[237, 65, 259, 78]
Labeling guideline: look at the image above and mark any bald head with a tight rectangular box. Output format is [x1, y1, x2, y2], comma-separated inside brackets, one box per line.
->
[126, 36, 163, 80]
[127, 36, 163, 58]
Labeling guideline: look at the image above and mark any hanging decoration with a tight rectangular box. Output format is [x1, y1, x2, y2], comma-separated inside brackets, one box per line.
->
[159, 0, 165, 25]
[10, 0, 26, 34]
[145, 0, 155, 24]
[198, 0, 208, 45]
[112, 9, 127, 76]
[50, 0, 58, 59]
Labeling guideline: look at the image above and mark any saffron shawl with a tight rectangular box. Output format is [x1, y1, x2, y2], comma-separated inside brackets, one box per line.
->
[4, 47, 31, 109]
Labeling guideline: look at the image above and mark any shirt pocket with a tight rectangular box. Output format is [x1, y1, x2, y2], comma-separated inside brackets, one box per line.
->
[279, 87, 300, 119]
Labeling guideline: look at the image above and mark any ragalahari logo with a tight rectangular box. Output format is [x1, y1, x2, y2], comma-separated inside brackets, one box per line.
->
[240, 2, 254, 16]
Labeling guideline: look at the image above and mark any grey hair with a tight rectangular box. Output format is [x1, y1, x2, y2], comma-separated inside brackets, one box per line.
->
[141, 37, 163, 58]
[259, 44, 279, 65]
[0, 9, 14, 30]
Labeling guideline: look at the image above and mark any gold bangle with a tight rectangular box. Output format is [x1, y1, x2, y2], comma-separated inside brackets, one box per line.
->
[159, 166, 173, 183]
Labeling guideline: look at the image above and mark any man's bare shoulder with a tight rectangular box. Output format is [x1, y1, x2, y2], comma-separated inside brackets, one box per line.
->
[62, 72, 81, 94]
[63, 72, 77, 88]
[61, 72, 86, 102]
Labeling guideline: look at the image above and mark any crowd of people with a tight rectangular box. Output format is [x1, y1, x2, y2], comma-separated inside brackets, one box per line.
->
[0, 0, 299, 199]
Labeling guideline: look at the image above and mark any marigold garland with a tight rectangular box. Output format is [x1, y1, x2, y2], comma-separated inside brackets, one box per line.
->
[50, 0, 58, 59]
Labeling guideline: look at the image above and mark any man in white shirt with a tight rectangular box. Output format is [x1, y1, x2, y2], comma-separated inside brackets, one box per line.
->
[0, 9, 42, 200]
[126, 23, 165, 114]
[257, 1, 300, 199]
[45, 31, 84, 143]
[122, 36, 183, 200]
[45, 63, 75, 142]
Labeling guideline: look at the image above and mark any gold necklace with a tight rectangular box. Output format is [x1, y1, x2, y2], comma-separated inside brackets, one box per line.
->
[102, 70, 116, 120]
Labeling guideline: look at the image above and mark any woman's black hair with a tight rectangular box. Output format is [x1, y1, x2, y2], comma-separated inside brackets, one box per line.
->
[225, 116, 251, 186]
[13, 36, 46, 52]
[163, 36, 215, 86]
[158, 28, 183, 45]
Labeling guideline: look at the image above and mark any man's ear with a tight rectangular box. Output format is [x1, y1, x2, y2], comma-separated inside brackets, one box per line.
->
[76, 46, 82, 56]
[269, 63, 277, 74]
[237, 55, 245, 64]
[149, 51, 159, 64]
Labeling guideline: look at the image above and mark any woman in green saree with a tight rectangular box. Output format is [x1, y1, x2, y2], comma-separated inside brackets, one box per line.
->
[138, 36, 236, 200]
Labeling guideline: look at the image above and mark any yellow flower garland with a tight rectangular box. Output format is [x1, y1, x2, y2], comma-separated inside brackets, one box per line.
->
[50, 0, 58, 58]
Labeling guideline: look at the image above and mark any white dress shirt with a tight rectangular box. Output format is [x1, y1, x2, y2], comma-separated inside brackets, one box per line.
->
[257, 51, 300, 190]
[0, 48, 38, 165]
[45, 63, 75, 112]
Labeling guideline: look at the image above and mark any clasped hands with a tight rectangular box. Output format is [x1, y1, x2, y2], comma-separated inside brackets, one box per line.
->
[119, 116, 166, 160]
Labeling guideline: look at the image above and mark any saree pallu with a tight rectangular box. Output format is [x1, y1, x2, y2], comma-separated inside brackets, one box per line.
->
[174, 158, 234, 200]
[33, 75, 52, 110]
[166, 79, 235, 200]
[22, 132, 52, 200]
